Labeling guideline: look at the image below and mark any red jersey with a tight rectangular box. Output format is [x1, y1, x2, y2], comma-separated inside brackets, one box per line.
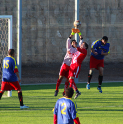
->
[71, 47, 87, 65]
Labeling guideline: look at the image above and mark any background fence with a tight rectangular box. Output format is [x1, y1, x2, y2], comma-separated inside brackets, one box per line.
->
[0, 0, 123, 84]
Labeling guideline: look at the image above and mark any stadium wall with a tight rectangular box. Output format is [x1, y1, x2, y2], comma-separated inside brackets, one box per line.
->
[0, 0, 123, 64]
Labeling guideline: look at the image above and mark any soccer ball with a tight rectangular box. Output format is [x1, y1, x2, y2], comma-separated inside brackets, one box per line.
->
[74, 20, 81, 27]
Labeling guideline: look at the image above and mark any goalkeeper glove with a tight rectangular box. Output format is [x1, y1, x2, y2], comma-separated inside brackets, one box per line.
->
[78, 32, 82, 36]
[71, 32, 75, 35]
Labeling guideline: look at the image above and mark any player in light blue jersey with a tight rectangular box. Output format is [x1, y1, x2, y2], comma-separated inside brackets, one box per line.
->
[86, 36, 110, 93]
[54, 87, 80, 124]
[0, 49, 29, 109]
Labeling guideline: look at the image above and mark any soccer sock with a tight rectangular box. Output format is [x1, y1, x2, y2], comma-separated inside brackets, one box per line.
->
[88, 74, 92, 84]
[64, 81, 69, 93]
[69, 79, 78, 91]
[69, 79, 73, 88]
[56, 79, 62, 90]
[0, 91, 3, 99]
[98, 75, 103, 86]
[18, 91, 24, 106]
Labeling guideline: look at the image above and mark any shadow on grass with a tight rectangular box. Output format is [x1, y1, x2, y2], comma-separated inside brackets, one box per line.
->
[79, 108, 123, 111]
[20, 82, 123, 91]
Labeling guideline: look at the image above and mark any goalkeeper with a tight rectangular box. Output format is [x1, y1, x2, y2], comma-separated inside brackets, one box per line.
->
[54, 29, 82, 96]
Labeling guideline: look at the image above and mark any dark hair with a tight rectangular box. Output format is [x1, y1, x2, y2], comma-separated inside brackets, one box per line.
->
[71, 39, 77, 44]
[83, 42, 88, 50]
[65, 87, 74, 98]
[8, 49, 15, 56]
[102, 36, 108, 41]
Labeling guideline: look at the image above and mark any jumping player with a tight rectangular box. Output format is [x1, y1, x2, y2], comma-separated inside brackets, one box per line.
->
[0, 49, 29, 109]
[54, 31, 82, 96]
[53, 87, 81, 124]
[68, 37, 88, 99]
[86, 36, 110, 93]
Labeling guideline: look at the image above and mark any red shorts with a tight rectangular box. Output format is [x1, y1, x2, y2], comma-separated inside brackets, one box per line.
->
[59, 63, 70, 78]
[90, 55, 104, 70]
[68, 63, 81, 78]
[1, 81, 21, 91]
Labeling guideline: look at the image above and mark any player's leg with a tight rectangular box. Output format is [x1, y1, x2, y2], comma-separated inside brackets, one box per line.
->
[97, 59, 104, 93]
[8, 81, 29, 109]
[87, 69, 94, 89]
[86, 56, 98, 89]
[0, 90, 5, 99]
[18, 90, 29, 109]
[68, 64, 81, 99]
[55, 63, 69, 96]
[69, 77, 81, 99]
[97, 67, 103, 93]
[0, 81, 7, 99]
[54, 63, 64, 96]
[55, 75, 63, 91]
[62, 78, 69, 96]
[54, 75, 63, 96]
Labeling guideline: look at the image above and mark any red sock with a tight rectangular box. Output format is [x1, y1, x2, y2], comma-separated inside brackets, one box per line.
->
[69, 79, 73, 88]
[64, 81, 69, 93]
[56, 79, 62, 90]
[72, 81, 78, 91]
[69, 79, 77, 91]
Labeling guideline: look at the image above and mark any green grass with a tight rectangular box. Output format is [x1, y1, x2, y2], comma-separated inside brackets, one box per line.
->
[0, 82, 123, 124]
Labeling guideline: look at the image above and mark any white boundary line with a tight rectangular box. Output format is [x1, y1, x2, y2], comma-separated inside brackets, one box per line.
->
[20, 81, 123, 86]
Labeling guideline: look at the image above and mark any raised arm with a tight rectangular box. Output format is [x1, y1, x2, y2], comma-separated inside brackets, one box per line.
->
[66, 31, 75, 50]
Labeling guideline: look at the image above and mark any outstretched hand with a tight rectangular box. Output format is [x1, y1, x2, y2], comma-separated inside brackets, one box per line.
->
[72, 28, 80, 33]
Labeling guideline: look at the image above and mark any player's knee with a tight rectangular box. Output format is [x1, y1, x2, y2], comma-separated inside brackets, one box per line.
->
[69, 76, 74, 80]
[18, 90, 22, 93]
[89, 69, 93, 75]
[59, 75, 63, 80]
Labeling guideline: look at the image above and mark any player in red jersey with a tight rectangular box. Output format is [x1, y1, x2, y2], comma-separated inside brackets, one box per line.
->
[0, 49, 29, 109]
[68, 36, 88, 99]
[54, 31, 80, 96]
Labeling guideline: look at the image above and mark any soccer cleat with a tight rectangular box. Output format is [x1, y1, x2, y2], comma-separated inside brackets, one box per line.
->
[62, 92, 65, 96]
[86, 83, 90, 89]
[74, 91, 81, 99]
[20, 105, 29, 109]
[54, 90, 58, 96]
[97, 87, 102, 93]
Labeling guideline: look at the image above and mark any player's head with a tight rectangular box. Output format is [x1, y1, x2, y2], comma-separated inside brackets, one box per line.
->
[80, 42, 88, 50]
[65, 87, 74, 98]
[71, 39, 77, 47]
[8, 49, 15, 57]
[101, 36, 108, 45]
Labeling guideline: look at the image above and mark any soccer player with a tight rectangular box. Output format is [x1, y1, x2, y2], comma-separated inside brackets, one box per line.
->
[0, 49, 29, 109]
[68, 37, 88, 99]
[86, 36, 110, 93]
[53, 87, 81, 124]
[54, 31, 82, 96]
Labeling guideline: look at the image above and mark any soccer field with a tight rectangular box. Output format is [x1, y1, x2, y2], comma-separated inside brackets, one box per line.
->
[0, 82, 123, 124]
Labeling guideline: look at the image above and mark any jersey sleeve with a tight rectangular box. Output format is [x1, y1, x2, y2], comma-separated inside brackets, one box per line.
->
[54, 101, 58, 115]
[53, 114, 57, 124]
[14, 59, 18, 73]
[77, 47, 87, 55]
[73, 117, 80, 124]
[66, 37, 72, 51]
[79, 39, 83, 47]
[71, 102, 79, 119]
[91, 40, 100, 49]
[106, 43, 110, 53]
